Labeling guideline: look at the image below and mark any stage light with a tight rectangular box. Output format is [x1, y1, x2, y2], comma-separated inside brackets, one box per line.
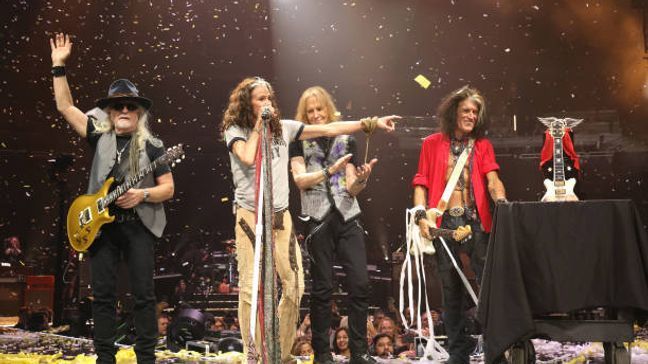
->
[166, 308, 206, 352]
[218, 336, 244, 353]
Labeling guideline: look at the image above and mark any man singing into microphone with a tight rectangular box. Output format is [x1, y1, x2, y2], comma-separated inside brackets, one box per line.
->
[221, 77, 399, 362]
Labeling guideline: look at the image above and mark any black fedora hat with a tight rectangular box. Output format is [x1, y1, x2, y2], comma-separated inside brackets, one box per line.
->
[96, 79, 152, 110]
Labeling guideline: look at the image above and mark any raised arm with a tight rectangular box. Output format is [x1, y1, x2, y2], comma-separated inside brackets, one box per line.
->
[50, 33, 88, 138]
[299, 115, 399, 140]
[229, 112, 266, 167]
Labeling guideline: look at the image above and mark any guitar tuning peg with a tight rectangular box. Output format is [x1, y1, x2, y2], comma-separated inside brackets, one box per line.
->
[171, 163, 176, 167]
[175, 158, 181, 163]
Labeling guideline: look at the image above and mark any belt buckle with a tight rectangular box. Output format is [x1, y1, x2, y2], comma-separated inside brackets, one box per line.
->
[448, 206, 465, 217]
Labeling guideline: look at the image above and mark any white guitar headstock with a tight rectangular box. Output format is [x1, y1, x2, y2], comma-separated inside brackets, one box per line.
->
[538, 117, 583, 139]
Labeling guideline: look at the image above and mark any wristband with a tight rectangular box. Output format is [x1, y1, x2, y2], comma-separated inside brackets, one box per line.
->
[411, 205, 426, 224]
[51, 66, 66, 77]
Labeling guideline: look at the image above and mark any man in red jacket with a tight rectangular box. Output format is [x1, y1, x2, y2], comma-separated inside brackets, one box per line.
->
[412, 86, 507, 364]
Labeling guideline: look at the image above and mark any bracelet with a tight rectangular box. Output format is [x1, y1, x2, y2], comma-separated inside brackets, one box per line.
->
[360, 117, 378, 135]
[414, 209, 427, 225]
[411, 205, 426, 224]
[143, 189, 150, 202]
[51, 66, 66, 77]
[322, 168, 332, 179]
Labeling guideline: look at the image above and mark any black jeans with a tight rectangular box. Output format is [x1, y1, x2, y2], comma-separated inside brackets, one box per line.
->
[307, 212, 369, 359]
[433, 212, 489, 364]
[89, 220, 158, 364]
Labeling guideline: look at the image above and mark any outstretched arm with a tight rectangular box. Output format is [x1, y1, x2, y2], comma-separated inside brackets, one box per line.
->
[50, 33, 88, 138]
[299, 115, 399, 140]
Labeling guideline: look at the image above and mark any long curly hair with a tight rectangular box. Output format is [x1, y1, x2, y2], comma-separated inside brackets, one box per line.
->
[437, 85, 488, 139]
[221, 77, 282, 139]
[294, 86, 340, 124]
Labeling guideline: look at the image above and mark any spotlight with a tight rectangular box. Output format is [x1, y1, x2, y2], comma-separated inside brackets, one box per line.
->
[166, 308, 206, 352]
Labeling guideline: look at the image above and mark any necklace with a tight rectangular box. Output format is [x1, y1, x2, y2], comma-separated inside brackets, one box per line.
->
[450, 136, 466, 157]
[450, 136, 467, 191]
[116, 139, 131, 164]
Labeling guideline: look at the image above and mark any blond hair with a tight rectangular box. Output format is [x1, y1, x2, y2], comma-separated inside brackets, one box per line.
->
[294, 86, 340, 124]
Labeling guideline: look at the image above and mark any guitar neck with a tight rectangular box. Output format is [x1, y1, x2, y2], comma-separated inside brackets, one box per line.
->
[553, 134, 566, 183]
[430, 227, 455, 240]
[103, 160, 160, 205]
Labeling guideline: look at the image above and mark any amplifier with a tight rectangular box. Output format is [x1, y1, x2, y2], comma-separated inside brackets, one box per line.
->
[0, 277, 25, 315]
[25, 275, 55, 311]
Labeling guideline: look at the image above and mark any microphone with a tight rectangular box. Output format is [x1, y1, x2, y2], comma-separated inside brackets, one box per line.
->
[261, 107, 272, 120]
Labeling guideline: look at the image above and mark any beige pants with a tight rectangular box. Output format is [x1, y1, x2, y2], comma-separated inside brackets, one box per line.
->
[235, 207, 304, 362]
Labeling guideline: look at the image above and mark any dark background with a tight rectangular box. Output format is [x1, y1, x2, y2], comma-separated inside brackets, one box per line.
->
[1, 0, 647, 312]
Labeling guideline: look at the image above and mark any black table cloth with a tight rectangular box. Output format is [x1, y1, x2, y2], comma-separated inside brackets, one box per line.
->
[477, 199, 648, 363]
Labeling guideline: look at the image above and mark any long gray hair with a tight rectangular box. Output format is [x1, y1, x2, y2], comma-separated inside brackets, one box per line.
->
[92, 107, 156, 173]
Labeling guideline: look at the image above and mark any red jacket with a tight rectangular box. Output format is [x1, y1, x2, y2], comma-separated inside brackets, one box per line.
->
[412, 133, 500, 232]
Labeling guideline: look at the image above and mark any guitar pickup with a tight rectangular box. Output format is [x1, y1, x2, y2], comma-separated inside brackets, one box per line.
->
[79, 207, 92, 226]
[96, 199, 106, 213]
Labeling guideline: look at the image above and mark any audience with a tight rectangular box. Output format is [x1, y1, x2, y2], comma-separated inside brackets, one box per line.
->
[157, 312, 170, 337]
[372, 333, 394, 359]
[332, 327, 351, 358]
[291, 338, 314, 357]
[377, 316, 397, 339]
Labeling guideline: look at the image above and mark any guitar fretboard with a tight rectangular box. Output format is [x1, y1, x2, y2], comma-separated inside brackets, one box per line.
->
[553, 134, 565, 183]
[102, 157, 165, 206]
[430, 228, 455, 240]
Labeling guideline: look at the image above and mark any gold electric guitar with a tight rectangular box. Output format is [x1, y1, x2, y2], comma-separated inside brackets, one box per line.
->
[411, 209, 472, 256]
[66, 144, 184, 252]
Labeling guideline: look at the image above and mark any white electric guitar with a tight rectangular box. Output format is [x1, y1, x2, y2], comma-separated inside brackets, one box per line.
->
[539, 117, 582, 202]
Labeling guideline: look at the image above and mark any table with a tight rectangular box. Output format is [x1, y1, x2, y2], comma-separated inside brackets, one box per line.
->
[477, 200, 648, 363]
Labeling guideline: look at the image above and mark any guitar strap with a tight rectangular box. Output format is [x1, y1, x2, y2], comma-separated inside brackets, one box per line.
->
[431, 138, 475, 217]
[429, 138, 479, 305]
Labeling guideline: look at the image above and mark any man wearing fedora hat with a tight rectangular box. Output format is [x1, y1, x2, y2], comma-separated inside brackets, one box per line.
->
[50, 33, 174, 364]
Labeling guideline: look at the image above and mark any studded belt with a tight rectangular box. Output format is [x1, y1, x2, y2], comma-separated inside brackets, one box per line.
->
[447, 205, 476, 218]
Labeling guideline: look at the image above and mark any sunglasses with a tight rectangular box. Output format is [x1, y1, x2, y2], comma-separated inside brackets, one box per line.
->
[110, 102, 139, 112]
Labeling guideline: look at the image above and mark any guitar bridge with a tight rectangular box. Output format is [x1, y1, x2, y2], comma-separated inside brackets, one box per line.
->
[79, 207, 92, 226]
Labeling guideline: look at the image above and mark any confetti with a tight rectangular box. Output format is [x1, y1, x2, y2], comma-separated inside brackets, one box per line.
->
[414, 74, 431, 89]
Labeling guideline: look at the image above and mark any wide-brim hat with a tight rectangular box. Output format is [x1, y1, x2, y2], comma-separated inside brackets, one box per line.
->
[96, 79, 152, 110]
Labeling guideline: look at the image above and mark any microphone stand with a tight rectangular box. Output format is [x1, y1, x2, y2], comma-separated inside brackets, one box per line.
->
[260, 114, 280, 363]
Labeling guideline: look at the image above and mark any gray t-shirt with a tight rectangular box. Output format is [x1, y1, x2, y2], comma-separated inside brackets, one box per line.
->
[224, 119, 304, 212]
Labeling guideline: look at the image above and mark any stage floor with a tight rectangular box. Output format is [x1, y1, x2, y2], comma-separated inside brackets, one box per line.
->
[0, 326, 647, 363]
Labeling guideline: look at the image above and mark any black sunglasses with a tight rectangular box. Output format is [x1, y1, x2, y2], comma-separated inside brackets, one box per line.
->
[110, 102, 139, 111]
